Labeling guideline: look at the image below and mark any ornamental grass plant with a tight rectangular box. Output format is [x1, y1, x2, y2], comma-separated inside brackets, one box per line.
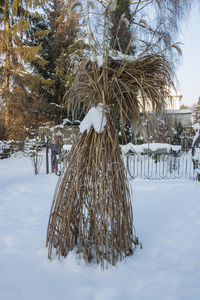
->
[47, 0, 180, 267]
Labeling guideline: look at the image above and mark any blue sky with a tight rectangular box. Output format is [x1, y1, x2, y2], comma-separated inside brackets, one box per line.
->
[176, 4, 200, 107]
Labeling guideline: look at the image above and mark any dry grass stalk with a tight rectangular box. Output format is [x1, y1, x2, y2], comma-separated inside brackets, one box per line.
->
[46, 114, 137, 268]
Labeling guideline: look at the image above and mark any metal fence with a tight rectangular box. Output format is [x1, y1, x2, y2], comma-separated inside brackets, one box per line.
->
[125, 150, 200, 180]
[1, 138, 200, 181]
[52, 147, 200, 180]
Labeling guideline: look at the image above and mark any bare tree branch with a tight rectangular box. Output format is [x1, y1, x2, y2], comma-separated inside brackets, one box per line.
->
[135, 0, 153, 13]
[95, 0, 108, 8]
[130, 0, 151, 4]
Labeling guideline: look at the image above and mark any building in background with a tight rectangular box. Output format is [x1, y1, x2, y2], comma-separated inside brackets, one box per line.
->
[137, 88, 194, 145]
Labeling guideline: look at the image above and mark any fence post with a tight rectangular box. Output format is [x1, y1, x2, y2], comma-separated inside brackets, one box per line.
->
[51, 130, 57, 173]
[46, 137, 49, 175]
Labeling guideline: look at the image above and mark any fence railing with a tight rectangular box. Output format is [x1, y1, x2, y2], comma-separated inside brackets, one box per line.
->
[0, 139, 45, 159]
[1, 139, 200, 180]
[0, 141, 24, 159]
[125, 150, 200, 180]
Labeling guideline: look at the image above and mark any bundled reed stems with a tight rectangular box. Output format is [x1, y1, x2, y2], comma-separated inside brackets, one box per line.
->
[46, 0, 179, 267]
[46, 52, 176, 268]
[68, 55, 175, 128]
[46, 113, 137, 268]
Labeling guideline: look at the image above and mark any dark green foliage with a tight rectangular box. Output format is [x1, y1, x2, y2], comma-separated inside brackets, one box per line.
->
[180, 104, 189, 109]
[171, 121, 184, 145]
[116, 115, 133, 145]
[0, 0, 82, 139]
[0, 0, 49, 140]
[32, 0, 82, 123]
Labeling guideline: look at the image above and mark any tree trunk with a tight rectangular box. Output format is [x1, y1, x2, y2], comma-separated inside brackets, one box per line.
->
[4, 0, 11, 133]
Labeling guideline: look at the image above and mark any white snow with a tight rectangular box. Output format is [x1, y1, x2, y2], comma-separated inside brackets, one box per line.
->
[192, 123, 200, 146]
[192, 132, 199, 146]
[96, 55, 104, 68]
[62, 118, 72, 125]
[166, 109, 192, 114]
[56, 130, 62, 136]
[92, 50, 136, 68]
[120, 13, 130, 28]
[108, 0, 116, 12]
[63, 142, 181, 156]
[79, 105, 107, 133]
[108, 50, 136, 63]
[193, 122, 200, 131]
[63, 144, 72, 151]
[121, 142, 181, 154]
[0, 154, 200, 300]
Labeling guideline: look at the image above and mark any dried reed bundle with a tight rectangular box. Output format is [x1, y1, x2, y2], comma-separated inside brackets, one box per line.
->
[68, 54, 175, 128]
[46, 113, 137, 267]
[47, 54, 176, 267]
[47, 0, 178, 267]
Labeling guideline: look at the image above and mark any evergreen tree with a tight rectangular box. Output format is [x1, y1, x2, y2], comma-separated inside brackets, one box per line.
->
[171, 121, 184, 145]
[32, 0, 83, 123]
[180, 104, 189, 109]
[117, 118, 133, 145]
[0, 0, 49, 140]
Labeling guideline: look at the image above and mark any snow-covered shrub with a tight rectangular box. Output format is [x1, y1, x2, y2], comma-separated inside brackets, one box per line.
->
[24, 137, 44, 175]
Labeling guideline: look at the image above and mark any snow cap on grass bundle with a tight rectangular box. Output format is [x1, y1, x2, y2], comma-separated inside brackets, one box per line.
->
[79, 104, 107, 133]
[92, 51, 136, 68]
[193, 122, 200, 131]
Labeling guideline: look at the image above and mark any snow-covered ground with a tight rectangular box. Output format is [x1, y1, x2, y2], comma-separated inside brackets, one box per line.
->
[0, 154, 200, 300]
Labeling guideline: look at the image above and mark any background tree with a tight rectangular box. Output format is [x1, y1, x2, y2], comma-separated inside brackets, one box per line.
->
[107, 0, 194, 144]
[32, 0, 83, 124]
[138, 111, 176, 144]
[109, 0, 136, 143]
[180, 104, 189, 109]
[132, 0, 193, 49]
[110, 0, 134, 53]
[0, 0, 49, 140]
[171, 121, 184, 145]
